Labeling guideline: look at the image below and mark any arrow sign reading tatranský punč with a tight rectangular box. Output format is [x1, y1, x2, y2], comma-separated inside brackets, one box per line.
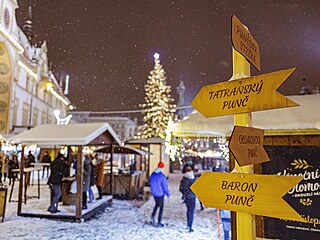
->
[191, 68, 299, 118]
[191, 172, 306, 222]
[229, 126, 270, 166]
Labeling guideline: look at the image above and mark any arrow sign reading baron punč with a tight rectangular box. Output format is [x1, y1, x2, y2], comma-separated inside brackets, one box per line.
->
[192, 68, 299, 118]
[229, 126, 270, 166]
[191, 172, 306, 222]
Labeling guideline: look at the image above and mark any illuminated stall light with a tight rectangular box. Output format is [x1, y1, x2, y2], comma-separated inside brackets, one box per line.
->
[45, 82, 70, 106]
[18, 60, 38, 79]
[53, 109, 72, 125]
[49, 88, 70, 105]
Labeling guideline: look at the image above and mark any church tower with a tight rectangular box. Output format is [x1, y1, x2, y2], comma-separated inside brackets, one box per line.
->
[176, 78, 186, 119]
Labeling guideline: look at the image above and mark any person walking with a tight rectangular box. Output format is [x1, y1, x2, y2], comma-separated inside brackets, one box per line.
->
[8, 155, 19, 184]
[3, 156, 9, 182]
[82, 154, 92, 209]
[47, 153, 68, 213]
[88, 155, 97, 203]
[42, 151, 51, 178]
[26, 151, 35, 167]
[149, 161, 170, 228]
[0, 156, 3, 184]
[220, 209, 231, 240]
[179, 166, 196, 232]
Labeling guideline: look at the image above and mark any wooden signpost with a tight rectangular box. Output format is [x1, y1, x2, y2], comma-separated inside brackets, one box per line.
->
[229, 126, 270, 166]
[190, 15, 303, 240]
[232, 15, 261, 71]
[191, 68, 299, 118]
[191, 172, 305, 222]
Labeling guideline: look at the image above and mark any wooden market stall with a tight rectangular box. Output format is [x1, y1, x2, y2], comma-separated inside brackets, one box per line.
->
[126, 137, 170, 177]
[95, 145, 150, 199]
[171, 94, 320, 239]
[9, 122, 122, 222]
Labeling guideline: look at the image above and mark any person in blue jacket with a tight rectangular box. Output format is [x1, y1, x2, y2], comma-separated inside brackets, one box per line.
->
[149, 161, 170, 227]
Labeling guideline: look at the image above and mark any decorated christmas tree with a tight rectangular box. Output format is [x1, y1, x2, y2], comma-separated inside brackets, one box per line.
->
[136, 53, 176, 139]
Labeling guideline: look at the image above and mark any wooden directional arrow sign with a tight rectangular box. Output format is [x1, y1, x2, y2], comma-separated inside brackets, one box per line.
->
[232, 15, 261, 71]
[191, 68, 299, 118]
[229, 126, 270, 166]
[191, 172, 305, 222]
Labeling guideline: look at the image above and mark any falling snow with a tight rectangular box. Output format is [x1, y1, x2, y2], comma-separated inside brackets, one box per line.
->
[15, 1, 320, 111]
[2, 172, 222, 240]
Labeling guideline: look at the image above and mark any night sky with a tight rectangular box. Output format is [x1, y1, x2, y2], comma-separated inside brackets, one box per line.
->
[16, 1, 320, 112]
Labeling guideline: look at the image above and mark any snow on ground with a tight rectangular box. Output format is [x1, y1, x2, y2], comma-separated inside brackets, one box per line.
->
[1, 171, 221, 240]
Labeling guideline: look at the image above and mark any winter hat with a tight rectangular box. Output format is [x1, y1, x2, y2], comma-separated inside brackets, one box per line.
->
[158, 161, 165, 168]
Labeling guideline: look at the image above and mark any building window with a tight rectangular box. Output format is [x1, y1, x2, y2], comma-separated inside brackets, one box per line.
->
[26, 77, 30, 91]
[35, 84, 39, 97]
[22, 102, 29, 126]
[12, 100, 18, 126]
[41, 111, 46, 124]
[32, 107, 39, 126]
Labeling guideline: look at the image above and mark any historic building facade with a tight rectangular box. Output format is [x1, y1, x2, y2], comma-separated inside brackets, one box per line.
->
[0, 0, 71, 134]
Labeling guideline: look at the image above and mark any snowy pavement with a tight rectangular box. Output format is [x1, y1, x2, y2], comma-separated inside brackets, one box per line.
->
[1, 171, 220, 240]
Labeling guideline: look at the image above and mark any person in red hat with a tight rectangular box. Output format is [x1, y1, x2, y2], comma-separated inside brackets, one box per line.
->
[149, 161, 170, 227]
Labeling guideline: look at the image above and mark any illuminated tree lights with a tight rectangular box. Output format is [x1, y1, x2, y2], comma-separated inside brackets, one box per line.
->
[136, 53, 176, 139]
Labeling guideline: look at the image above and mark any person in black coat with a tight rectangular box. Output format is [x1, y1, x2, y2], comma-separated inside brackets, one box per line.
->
[47, 153, 68, 213]
[8, 155, 19, 185]
[82, 155, 92, 209]
[26, 151, 35, 168]
[88, 156, 97, 203]
[179, 166, 196, 232]
[42, 151, 51, 178]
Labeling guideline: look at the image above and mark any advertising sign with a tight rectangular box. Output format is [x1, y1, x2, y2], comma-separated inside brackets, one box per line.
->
[263, 146, 320, 239]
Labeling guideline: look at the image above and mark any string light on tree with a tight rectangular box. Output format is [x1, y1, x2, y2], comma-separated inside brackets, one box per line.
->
[136, 53, 176, 139]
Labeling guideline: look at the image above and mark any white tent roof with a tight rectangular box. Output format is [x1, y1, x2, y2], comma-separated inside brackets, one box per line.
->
[9, 122, 122, 146]
[172, 94, 320, 138]
[126, 137, 164, 144]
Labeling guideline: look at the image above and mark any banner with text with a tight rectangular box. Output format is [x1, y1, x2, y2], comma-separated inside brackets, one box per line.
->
[263, 146, 320, 239]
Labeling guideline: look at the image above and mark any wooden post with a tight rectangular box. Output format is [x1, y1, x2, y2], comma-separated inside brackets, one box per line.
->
[17, 145, 25, 215]
[110, 144, 114, 195]
[37, 169, 40, 198]
[231, 47, 256, 239]
[75, 146, 83, 221]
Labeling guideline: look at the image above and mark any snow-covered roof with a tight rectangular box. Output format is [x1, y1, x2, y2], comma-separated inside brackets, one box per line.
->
[172, 94, 320, 138]
[96, 145, 151, 155]
[9, 123, 122, 146]
[126, 137, 164, 144]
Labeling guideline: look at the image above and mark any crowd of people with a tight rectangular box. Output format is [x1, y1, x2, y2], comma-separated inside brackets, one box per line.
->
[0, 149, 105, 214]
[0, 154, 20, 185]
[1, 149, 230, 238]
[47, 153, 105, 212]
[149, 159, 231, 239]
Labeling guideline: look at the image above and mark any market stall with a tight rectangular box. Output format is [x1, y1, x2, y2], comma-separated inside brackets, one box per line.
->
[95, 145, 150, 199]
[9, 122, 122, 222]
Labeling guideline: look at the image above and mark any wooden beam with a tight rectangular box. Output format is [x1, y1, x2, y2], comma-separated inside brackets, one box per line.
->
[75, 146, 83, 221]
[110, 144, 114, 195]
[232, 47, 256, 240]
[17, 145, 25, 215]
